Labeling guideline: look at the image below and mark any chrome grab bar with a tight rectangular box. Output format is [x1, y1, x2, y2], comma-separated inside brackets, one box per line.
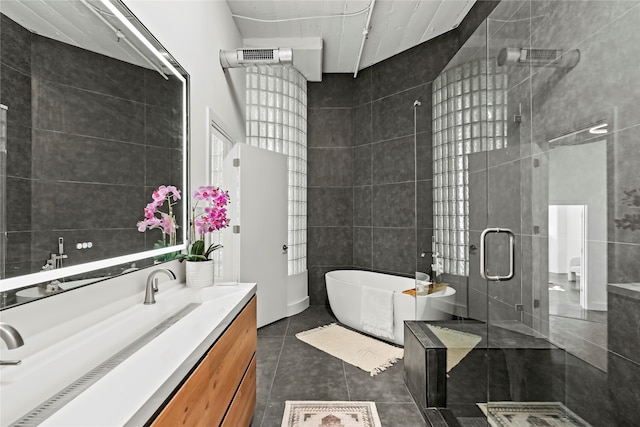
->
[480, 227, 515, 281]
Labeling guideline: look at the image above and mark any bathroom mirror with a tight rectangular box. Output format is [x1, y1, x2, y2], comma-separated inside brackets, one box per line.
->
[0, 0, 188, 299]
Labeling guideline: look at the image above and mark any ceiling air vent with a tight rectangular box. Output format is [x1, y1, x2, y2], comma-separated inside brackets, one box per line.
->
[220, 48, 293, 69]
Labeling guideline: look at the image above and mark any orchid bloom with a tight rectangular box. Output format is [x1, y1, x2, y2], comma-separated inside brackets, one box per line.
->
[137, 185, 181, 239]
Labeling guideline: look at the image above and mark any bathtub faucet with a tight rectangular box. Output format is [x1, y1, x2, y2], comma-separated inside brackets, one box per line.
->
[0, 322, 24, 365]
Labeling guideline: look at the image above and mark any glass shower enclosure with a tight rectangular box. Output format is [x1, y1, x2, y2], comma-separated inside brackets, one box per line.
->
[415, 1, 640, 425]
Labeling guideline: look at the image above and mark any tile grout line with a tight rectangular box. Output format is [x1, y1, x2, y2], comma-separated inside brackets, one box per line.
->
[342, 360, 352, 401]
[259, 318, 290, 427]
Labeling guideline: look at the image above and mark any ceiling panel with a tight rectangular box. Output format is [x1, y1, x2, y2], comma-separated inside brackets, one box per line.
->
[227, 0, 478, 77]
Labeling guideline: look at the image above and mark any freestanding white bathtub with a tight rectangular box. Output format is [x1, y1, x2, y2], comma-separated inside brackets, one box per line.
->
[325, 270, 457, 345]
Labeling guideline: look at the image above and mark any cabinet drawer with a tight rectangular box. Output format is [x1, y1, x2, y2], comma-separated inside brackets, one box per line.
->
[221, 355, 256, 427]
[151, 296, 257, 426]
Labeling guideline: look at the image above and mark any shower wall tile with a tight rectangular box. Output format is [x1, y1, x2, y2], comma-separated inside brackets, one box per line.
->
[308, 108, 353, 148]
[415, 131, 433, 182]
[354, 144, 372, 186]
[1, 64, 32, 127]
[372, 227, 416, 276]
[307, 187, 353, 227]
[6, 123, 31, 179]
[487, 159, 522, 234]
[307, 147, 353, 187]
[353, 227, 372, 269]
[372, 135, 415, 184]
[371, 86, 427, 142]
[353, 67, 372, 106]
[33, 80, 145, 143]
[372, 182, 415, 228]
[371, 32, 459, 101]
[1, 15, 31, 75]
[307, 226, 353, 267]
[608, 352, 640, 426]
[31, 130, 145, 184]
[352, 103, 371, 147]
[31, 36, 145, 102]
[307, 74, 353, 108]
[416, 179, 433, 230]
[353, 186, 372, 227]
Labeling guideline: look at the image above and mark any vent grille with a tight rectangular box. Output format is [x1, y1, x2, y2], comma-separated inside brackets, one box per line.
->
[527, 49, 559, 61]
[10, 303, 201, 427]
[242, 49, 274, 61]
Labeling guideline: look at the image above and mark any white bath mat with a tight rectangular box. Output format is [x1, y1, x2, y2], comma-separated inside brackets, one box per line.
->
[426, 324, 482, 371]
[477, 402, 592, 427]
[281, 401, 382, 427]
[295, 323, 404, 376]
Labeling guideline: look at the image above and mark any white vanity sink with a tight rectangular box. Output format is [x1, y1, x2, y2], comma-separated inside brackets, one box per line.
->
[0, 281, 256, 426]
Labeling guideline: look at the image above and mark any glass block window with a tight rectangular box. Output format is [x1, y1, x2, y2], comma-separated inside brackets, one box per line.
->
[246, 65, 307, 275]
[432, 59, 507, 276]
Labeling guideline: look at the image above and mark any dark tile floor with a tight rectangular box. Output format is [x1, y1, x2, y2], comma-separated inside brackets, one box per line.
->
[251, 305, 429, 427]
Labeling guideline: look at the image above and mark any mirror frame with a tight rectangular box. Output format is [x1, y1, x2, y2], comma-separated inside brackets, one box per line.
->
[0, 0, 189, 294]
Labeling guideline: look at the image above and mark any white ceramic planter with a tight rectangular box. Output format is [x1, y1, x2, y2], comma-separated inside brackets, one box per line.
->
[185, 260, 214, 288]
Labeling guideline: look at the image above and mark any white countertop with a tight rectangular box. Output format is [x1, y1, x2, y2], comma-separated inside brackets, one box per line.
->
[1, 282, 256, 426]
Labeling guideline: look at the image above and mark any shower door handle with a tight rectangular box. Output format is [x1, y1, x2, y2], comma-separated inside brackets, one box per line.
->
[480, 228, 515, 281]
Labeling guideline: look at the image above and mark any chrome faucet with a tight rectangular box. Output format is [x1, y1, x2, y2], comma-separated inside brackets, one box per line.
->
[143, 268, 176, 305]
[0, 322, 25, 365]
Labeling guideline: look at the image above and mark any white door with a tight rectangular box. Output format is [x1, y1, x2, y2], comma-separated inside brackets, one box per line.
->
[224, 143, 288, 327]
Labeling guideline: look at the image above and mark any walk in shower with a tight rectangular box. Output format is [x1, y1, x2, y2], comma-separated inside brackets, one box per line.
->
[410, 0, 640, 425]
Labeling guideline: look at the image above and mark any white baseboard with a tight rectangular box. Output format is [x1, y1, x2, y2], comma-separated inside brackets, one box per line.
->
[287, 296, 309, 317]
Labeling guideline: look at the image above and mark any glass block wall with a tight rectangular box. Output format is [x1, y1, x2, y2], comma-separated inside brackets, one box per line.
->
[432, 59, 507, 276]
[246, 65, 307, 275]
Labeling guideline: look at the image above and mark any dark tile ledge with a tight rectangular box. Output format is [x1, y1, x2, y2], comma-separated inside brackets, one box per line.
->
[608, 283, 640, 300]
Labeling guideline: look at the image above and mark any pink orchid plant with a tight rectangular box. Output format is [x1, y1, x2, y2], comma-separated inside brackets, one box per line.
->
[137, 185, 181, 251]
[179, 185, 231, 262]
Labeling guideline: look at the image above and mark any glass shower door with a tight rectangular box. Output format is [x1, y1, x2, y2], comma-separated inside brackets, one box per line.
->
[0, 104, 7, 280]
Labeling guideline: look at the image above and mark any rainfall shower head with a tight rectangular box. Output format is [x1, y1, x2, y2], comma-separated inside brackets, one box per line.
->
[497, 47, 580, 68]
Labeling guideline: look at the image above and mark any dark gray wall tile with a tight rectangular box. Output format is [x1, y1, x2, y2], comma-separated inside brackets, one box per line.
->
[6, 123, 31, 178]
[307, 266, 341, 306]
[307, 73, 353, 108]
[352, 103, 371, 147]
[1, 64, 31, 126]
[353, 227, 372, 269]
[146, 146, 183, 188]
[31, 36, 145, 102]
[307, 147, 353, 187]
[415, 131, 433, 181]
[307, 187, 353, 227]
[416, 179, 433, 229]
[371, 86, 427, 142]
[608, 352, 640, 426]
[33, 79, 145, 143]
[353, 186, 372, 226]
[372, 227, 416, 275]
[6, 177, 31, 232]
[372, 182, 415, 228]
[372, 135, 416, 184]
[31, 130, 145, 184]
[145, 104, 183, 148]
[354, 144, 372, 186]
[307, 226, 353, 267]
[353, 67, 372, 106]
[608, 292, 640, 363]
[308, 108, 353, 148]
[1, 14, 31, 75]
[145, 70, 183, 108]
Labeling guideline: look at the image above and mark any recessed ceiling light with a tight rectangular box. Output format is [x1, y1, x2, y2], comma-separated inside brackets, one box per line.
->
[588, 123, 608, 134]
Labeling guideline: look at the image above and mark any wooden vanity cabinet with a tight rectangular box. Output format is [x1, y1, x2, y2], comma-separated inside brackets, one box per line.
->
[151, 296, 257, 427]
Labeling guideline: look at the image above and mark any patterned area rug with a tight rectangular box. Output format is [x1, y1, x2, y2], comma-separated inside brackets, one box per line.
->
[478, 402, 592, 427]
[296, 323, 403, 376]
[426, 324, 482, 372]
[281, 401, 382, 427]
